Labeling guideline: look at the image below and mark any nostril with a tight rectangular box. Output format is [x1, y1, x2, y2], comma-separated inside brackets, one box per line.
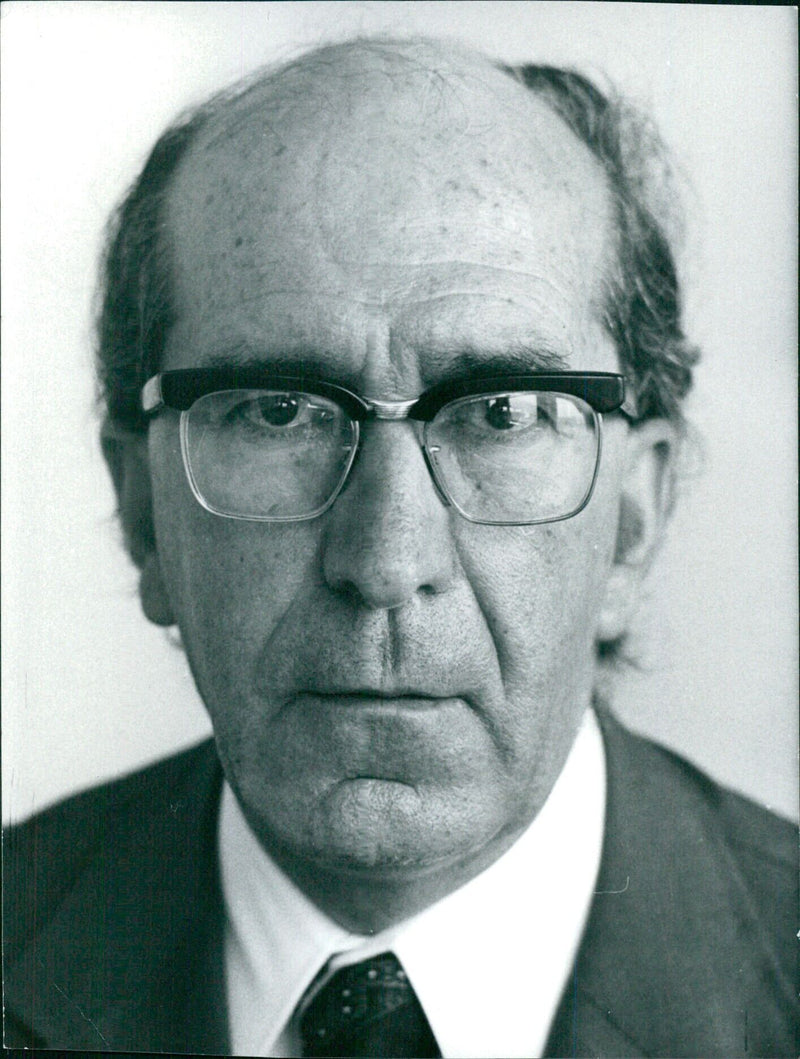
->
[328, 564, 440, 611]
[326, 578, 363, 604]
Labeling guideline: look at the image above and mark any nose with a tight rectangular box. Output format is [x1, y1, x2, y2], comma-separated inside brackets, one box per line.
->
[321, 420, 456, 609]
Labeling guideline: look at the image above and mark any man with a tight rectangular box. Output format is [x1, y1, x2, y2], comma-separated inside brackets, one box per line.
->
[3, 37, 796, 1058]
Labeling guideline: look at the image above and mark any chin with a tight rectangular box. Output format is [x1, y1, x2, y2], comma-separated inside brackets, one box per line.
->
[267, 776, 495, 878]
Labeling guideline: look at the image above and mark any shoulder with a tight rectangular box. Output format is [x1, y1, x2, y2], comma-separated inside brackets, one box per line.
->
[4, 738, 220, 862]
[653, 717, 793, 930]
[3, 741, 225, 1050]
[597, 709, 798, 1013]
[547, 709, 799, 1057]
[599, 708, 797, 922]
[599, 708, 797, 874]
[3, 740, 221, 960]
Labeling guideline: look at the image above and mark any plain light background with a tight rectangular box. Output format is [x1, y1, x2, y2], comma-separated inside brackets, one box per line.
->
[2, 2, 797, 825]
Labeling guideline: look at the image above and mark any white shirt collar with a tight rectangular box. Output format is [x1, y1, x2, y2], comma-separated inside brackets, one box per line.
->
[220, 708, 606, 1058]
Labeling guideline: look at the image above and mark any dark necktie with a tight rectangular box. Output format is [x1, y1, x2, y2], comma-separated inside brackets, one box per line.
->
[298, 951, 441, 1057]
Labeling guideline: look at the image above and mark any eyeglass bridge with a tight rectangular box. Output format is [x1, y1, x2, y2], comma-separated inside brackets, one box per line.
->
[359, 397, 420, 420]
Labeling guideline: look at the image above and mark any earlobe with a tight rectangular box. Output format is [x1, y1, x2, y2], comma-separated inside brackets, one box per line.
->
[101, 422, 176, 626]
[596, 419, 677, 643]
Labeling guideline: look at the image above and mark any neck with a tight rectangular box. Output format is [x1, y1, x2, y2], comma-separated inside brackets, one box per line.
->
[264, 825, 526, 934]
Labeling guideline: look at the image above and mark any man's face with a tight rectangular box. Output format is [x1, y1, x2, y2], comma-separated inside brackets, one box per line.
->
[147, 54, 629, 884]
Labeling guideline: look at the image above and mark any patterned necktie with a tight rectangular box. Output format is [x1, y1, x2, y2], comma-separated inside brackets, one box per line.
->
[298, 951, 441, 1057]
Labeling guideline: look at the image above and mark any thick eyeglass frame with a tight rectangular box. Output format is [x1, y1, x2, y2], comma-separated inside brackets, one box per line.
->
[141, 368, 636, 526]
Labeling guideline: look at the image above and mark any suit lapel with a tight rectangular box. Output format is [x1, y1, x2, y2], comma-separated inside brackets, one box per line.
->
[547, 711, 796, 1058]
[4, 741, 229, 1053]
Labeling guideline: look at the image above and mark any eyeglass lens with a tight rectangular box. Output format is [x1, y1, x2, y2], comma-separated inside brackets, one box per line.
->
[181, 390, 358, 520]
[180, 388, 600, 524]
[425, 392, 598, 524]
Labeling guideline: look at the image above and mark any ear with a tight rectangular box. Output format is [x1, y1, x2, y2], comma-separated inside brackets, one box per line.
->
[596, 419, 677, 643]
[101, 424, 176, 627]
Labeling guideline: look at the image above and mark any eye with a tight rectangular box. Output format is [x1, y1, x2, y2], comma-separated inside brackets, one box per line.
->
[247, 393, 301, 427]
[435, 392, 567, 446]
[484, 396, 521, 430]
[482, 395, 545, 432]
[225, 392, 328, 433]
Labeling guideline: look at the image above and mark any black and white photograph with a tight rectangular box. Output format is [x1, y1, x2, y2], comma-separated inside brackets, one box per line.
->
[2, 3, 797, 1055]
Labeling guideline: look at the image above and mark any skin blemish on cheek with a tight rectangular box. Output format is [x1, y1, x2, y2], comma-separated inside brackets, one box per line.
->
[235, 236, 244, 247]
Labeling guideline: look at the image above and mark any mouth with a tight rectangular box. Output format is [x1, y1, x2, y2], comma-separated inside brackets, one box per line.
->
[299, 689, 457, 709]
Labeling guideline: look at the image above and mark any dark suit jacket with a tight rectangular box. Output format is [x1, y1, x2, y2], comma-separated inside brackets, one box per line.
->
[3, 711, 797, 1057]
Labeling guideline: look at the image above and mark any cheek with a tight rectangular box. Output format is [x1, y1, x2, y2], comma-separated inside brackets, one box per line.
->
[453, 497, 618, 691]
[148, 423, 322, 689]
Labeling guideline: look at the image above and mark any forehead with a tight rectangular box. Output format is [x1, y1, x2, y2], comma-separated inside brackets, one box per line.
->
[164, 44, 617, 385]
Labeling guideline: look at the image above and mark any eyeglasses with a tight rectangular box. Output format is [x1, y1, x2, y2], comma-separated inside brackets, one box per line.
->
[141, 369, 634, 525]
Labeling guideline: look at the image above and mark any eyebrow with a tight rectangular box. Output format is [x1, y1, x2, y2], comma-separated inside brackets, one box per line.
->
[204, 343, 572, 392]
[205, 348, 360, 389]
[426, 347, 571, 387]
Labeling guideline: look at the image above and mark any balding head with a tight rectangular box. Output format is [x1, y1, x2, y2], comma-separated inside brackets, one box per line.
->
[163, 39, 615, 392]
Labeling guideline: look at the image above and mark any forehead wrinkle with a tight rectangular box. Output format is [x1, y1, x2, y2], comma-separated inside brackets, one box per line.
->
[373, 267, 574, 306]
[390, 289, 582, 345]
